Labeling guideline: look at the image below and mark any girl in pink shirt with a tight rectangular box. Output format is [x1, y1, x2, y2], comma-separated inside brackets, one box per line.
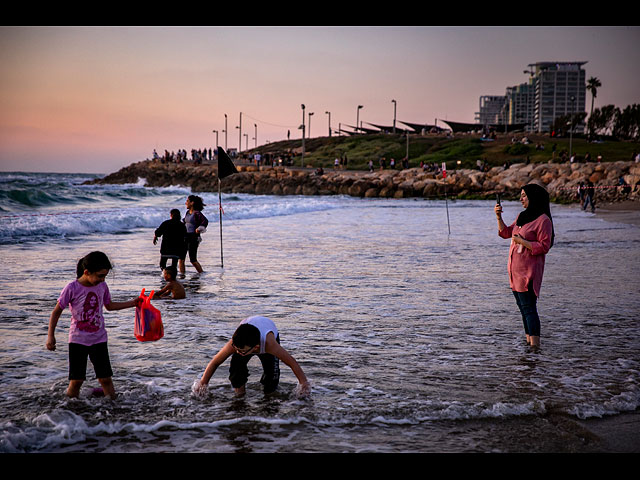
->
[495, 183, 554, 348]
[46, 251, 141, 399]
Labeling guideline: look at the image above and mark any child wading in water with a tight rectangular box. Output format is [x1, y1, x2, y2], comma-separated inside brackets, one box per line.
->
[156, 266, 185, 299]
[46, 251, 141, 399]
[196, 316, 311, 397]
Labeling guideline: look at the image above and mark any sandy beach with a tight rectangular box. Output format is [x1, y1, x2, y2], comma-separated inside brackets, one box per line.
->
[594, 200, 640, 227]
[576, 411, 640, 452]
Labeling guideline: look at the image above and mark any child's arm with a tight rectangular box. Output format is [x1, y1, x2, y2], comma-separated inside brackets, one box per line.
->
[46, 303, 63, 351]
[105, 296, 142, 311]
[198, 340, 235, 390]
[156, 284, 171, 298]
[265, 335, 310, 393]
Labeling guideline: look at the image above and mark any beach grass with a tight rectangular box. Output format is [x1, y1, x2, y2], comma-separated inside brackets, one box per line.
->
[246, 133, 640, 171]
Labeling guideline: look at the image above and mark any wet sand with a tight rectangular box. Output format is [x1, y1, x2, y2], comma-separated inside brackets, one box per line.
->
[576, 410, 640, 453]
[594, 200, 640, 227]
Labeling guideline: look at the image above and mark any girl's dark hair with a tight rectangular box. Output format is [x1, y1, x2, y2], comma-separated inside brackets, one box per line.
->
[76, 251, 113, 278]
[232, 323, 260, 349]
[188, 195, 205, 211]
[517, 183, 555, 247]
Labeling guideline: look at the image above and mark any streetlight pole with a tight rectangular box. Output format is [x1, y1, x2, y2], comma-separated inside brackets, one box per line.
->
[238, 112, 242, 153]
[224, 114, 228, 150]
[254, 123, 257, 149]
[325, 111, 331, 137]
[212, 130, 218, 160]
[301, 104, 305, 167]
[569, 96, 576, 158]
[356, 105, 363, 134]
[308, 112, 314, 138]
[392, 99, 396, 134]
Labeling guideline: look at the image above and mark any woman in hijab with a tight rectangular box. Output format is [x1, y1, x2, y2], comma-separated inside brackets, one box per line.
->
[495, 183, 554, 348]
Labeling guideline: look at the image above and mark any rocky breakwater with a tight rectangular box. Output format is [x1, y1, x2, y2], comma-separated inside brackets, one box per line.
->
[90, 159, 640, 204]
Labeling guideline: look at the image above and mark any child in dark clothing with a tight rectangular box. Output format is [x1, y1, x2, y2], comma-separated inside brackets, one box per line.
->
[153, 209, 187, 272]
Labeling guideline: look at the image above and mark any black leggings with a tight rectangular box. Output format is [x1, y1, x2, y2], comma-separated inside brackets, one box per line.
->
[228, 336, 281, 393]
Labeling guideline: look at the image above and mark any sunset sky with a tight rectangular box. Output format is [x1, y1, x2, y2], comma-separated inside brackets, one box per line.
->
[1, 26, 639, 174]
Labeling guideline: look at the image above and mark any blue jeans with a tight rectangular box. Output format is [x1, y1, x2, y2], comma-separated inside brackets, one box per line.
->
[513, 288, 540, 337]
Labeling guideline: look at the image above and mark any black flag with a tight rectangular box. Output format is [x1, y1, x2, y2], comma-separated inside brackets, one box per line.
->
[217, 147, 238, 180]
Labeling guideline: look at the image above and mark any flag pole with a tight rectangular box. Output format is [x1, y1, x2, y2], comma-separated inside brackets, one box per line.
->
[216, 146, 238, 269]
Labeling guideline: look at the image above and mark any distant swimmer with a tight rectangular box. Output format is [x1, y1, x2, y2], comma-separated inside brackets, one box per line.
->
[156, 266, 186, 300]
[195, 315, 311, 397]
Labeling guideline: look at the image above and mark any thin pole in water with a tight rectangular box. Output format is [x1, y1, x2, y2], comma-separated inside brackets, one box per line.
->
[442, 162, 451, 235]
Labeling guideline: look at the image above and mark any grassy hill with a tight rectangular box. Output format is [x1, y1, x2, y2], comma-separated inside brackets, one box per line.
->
[242, 132, 640, 171]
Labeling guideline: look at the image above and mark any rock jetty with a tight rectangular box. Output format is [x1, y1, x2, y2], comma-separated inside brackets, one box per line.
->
[89, 159, 640, 204]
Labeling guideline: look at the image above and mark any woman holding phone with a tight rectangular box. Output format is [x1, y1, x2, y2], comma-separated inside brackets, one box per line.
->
[495, 183, 554, 348]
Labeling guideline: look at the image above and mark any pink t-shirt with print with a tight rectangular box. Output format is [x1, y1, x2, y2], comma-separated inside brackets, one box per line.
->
[57, 280, 111, 346]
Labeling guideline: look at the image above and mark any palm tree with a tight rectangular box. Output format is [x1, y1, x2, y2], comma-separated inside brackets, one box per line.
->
[586, 76, 602, 139]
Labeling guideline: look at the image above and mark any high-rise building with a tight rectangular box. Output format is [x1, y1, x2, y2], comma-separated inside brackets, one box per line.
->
[506, 80, 535, 129]
[529, 61, 587, 133]
[477, 61, 587, 134]
[475, 95, 507, 126]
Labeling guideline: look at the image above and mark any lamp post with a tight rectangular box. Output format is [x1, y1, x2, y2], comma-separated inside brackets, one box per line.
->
[238, 112, 243, 153]
[569, 96, 576, 158]
[254, 123, 257, 149]
[308, 112, 314, 138]
[325, 111, 331, 137]
[212, 130, 218, 160]
[301, 104, 306, 167]
[356, 105, 363, 134]
[392, 99, 396, 134]
[224, 114, 228, 150]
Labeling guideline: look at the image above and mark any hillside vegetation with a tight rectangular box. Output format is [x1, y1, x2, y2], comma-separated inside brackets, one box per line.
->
[243, 132, 640, 170]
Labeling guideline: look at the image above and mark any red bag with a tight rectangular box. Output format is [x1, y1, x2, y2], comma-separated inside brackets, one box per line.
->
[135, 289, 164, 342]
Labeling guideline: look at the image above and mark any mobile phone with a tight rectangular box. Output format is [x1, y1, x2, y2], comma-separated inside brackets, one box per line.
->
[496, 193, 501, 206]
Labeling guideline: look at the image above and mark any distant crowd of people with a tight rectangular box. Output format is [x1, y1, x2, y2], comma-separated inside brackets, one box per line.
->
[152, 148, 214, 165]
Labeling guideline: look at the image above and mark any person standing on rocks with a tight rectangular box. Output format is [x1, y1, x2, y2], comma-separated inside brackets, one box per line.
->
[494, 183, 554, 349]
[180, 195, 209, 274]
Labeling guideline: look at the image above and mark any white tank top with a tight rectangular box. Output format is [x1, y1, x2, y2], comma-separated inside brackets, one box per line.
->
[240, 316, 278, 354]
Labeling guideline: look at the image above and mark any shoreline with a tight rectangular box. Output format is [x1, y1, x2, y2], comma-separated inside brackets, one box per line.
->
[593, 200, 640, 227]
[576, 410, 640, 452]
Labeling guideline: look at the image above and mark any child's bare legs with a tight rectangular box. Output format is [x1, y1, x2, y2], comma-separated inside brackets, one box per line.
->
[66, 377, 115, 399]
[99, 377, 116, 399]
[66, 379, 84, 398]
[234, 385, 246, 396]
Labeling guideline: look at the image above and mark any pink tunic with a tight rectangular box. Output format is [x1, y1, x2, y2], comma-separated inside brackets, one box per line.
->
[499, 214, 552, 297]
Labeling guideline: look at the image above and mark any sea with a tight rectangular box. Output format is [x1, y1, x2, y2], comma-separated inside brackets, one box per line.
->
[0, 170, 639, 453]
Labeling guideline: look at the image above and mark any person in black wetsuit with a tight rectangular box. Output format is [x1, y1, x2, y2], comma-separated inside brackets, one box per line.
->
[153, 209, 187, 272]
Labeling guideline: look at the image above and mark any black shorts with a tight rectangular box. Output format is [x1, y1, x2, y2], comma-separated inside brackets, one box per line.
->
[185, 233, 200, 263]
[68, 342, 113, 381]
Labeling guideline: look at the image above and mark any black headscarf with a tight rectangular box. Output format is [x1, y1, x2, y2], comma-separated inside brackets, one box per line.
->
[516, 183, 555, 247]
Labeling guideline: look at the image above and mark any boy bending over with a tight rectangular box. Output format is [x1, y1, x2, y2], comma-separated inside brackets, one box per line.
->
[196, 316, 310, 396]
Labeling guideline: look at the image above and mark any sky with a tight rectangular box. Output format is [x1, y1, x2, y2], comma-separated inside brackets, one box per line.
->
[1, 26, 639, 174]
